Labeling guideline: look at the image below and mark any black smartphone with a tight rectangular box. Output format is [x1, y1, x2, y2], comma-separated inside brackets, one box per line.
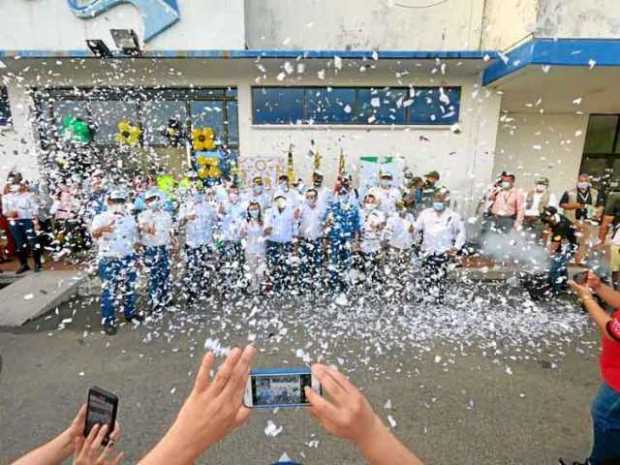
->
[573, 271, 588, 285]
[84, 386, 118, 446]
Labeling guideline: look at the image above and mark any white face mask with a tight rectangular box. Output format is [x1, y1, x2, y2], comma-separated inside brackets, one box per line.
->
[577, 182, 590, 190]
[500, 181, 512, 190]
[276, 198, 287, 210]
[229, 192, 239, 203]
[279, 182, 289, 192]
[249, 209, 260, 219]
[253, 186, 263, 195]
[109, 203, 125, 214]
[380, 180, 391, 189]
[535, 184, 546, 193]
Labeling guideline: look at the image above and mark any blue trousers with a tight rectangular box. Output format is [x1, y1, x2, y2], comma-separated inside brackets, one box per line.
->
[548, 251, 571, 294]
[299, 239, 323, 286]
[266, 241, 292, 291]
[327, 239, 353, 292]
[98, 255, 137, 326]
[590, 383, 620, 464]
[143, 246, 171, 310]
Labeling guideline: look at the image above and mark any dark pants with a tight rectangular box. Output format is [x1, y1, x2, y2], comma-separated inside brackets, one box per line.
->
[590, 383, 620, 465]
[221, 241, 244, 289]
[421, 252, 449, 301]
[97, 255, 137, 326]
[548, 250, 572, 295]
[492, 215, 516, 234]
[8, 219, 41, 268]
[143, 245, 171, 310]
[299, 238, 323, 287]
[184, 244, 214, 305]
[327, 239, 353, 292]
[266, 240, 292, 292]
[360, 251, 382, 284]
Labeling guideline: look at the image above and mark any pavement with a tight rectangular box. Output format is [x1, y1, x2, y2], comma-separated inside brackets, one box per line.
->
[0, 286, 602, 465]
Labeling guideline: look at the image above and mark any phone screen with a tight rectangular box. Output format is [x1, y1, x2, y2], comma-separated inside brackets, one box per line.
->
[252, 373, 313, 407]
[85, 387, 118, 445]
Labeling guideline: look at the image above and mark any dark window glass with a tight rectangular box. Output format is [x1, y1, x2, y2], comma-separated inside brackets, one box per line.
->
[226, 101, 239, 146]
[253, 87, 304, 124]
[89, 101, 139, 145]
[0, 87, 12, 127]
[142, 101, 187, 146]
[306, 87, 355, 124]
[191, 101, 225, 141]
[409, 87, 460, 125]
[584, 115, 618, 154]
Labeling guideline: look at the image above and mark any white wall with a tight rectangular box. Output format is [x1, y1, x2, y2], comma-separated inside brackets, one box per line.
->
[246, 0, 484, 51]
[481, 0, 538, 50]
[0, 0, 245, 51]
[536, 0, 620, 39]
[493, 112, 588, 196]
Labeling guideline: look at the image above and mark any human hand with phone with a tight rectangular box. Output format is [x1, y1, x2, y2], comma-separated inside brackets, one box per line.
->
[137, 346, 256, 465]
[73, 424, 123, 465]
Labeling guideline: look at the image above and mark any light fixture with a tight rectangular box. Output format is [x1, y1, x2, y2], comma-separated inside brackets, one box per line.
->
[110, 29, 141, 56]
[86, 39, 113, 58]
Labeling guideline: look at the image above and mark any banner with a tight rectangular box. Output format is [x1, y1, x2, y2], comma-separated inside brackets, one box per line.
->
[238, 156, 286, 190]
[358, 155, 404, 198]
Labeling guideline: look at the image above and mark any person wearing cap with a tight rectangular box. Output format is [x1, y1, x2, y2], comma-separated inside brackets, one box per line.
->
[383, 200, 416, 290]
[560, 173, 606, 265]
[402, 176, 424, 216]
[413, 191, 465, 302]
[138, 189, 176, 312]
[486, 172, 525, 233]
[218, 184, 247, 292]
[419, 170, 444, 211]
[323, 177, 362, 293]
[273, 174, 302, 210]
[540, 206, 578, 295]
[297, 188, 326, 289]
[244, 176, 271, 212]
[178, 183, 218, 305]
[264, 193, 299, 293]
[2, 179, 43, 273]
[312, 171, 333, 212]
[372, 172, 401, 215]
[358, 193, 386, 284]
[523, 177, 558, 243]
[90, 189, 140, 335]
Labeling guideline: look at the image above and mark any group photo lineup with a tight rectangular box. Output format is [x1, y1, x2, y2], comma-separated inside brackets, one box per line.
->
[1, 1, 620, 464]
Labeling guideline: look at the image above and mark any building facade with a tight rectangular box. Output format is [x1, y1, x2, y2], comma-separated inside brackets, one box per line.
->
[1, 0, 619, 216]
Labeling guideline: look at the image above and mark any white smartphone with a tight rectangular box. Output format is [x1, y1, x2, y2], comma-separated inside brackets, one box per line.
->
[243, 367, 321, 408]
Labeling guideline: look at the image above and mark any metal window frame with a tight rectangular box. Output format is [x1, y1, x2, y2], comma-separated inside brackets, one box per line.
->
[251, 85, 461, 126]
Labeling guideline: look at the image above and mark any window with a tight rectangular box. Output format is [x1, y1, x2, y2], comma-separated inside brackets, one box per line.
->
[33, 87, 239, 149]
[0, 87, 12, 127]
[580, 114, 620, 181]
[251, 86, 461, 126]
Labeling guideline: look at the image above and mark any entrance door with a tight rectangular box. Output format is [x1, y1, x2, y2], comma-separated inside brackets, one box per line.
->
[580, 114, 620, 190]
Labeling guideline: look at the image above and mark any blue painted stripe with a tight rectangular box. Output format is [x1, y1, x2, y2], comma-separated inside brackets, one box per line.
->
[483, 38, 620, 86]
[0, 48, 498, 60]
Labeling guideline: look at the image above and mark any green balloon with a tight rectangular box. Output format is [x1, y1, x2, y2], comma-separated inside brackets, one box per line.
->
[62, 116, 91, 144]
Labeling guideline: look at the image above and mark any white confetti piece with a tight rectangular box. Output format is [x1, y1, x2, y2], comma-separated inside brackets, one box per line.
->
[264, 420, 283, 437]
[387, 415, 397, 428]
[24, 293, 34, 300]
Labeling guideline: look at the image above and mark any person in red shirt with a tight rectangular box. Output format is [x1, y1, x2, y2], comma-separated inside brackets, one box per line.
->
[570, 272, 620, 465]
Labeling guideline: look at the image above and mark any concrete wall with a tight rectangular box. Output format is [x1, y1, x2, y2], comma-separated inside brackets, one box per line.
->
[481, 0, 538, 51]
[493, 112, 588, 196]
[246, 0, 484, 51]
[0, 59, 501, 216]
[536, 0, 620, 38]
[0, 0, 245, 51]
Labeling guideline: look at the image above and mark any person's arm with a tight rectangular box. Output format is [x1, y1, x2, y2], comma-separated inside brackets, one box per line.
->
[569, 279, 618, 340]
[305, 364, 423, 465]
[90, 218, 114, 240]
[137, 346, 255, 465]
[584, 271, 620, 309]
[514, 191, 525, 228]
[559, 191, 580, 210]
[599, 215, 614, 243]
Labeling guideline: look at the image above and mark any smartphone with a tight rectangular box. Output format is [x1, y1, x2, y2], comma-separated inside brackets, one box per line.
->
[84, 386, 118, 446]
[573, 271, 588, 285]
[243, 367, 321, 408]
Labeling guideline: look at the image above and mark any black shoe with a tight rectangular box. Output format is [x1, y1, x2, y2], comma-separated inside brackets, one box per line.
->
[103, 324, 118, 336]
[125, 313, 145, 323]
[16, 265, 31, 274]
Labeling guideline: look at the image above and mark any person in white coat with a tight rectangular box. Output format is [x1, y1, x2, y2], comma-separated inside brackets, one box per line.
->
[413, 192, 465, 302]
[138, 189, 176, 312]
[383, 201, 416, 286]
[373, 172, 401, 215]
[240, 201, 267, 293]
[359, 193, 386, 284]
[297, 188, 326, 288]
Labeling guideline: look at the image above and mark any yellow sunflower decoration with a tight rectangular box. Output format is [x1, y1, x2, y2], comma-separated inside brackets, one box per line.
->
[196, 154, 222, 179]
[115, 120, 142, 146]
[192, 127, 216, 151]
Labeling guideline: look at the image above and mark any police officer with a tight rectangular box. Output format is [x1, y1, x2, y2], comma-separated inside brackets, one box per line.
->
[90, 189, 141, 335]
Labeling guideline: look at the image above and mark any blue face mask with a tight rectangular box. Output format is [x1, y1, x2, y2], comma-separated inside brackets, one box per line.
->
[432, 202, 445, 212]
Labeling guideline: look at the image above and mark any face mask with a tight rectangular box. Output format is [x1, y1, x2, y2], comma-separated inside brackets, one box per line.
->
[296, 183, 305, 193]
[313, 180, 322, 188]
[432, 202, 445, 212]
[306, 197, 317, 206]
[279, 182, 289, 192]
[500, 181, 511, 190]
[9, 184, 20, 193]
[147, 199, 161, 210]
[249, 209, 260, 219]
[380, 180, 391, 189]
[229, 193, 239, 203]
[109, 203, 125, 214]
[577, 182, 590, 190]
[535, 184, 546, 193]
[253, 186, 264, 195]
[276, 198, 287, 210]
[365, 203, 376, 211]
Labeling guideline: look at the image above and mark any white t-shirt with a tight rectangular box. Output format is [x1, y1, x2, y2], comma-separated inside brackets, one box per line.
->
[179, 198, 217, 248]
[264, 206, 297, 243]
[385, 212, 415, 250]
[2, 192, 39, 220]
[241, 220, 267, 255]
[414, 207, 465, 255]
[360, 209, 386, 254]
[220, 200, 246, 242]
[138, 209, 173, 247]
[272, 188, 302, 210]
[372, 187, 401, 214]
[298, 204, 325, 241]
[90, 211, 138, 259]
